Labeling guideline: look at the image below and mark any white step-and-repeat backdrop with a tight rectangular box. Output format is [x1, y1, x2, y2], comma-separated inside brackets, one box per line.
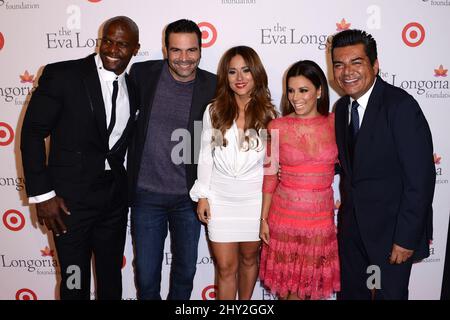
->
[1, 0, 449, 300]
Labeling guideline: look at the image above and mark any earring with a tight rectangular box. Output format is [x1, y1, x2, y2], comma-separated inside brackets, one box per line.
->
[317, 96, 321, 99]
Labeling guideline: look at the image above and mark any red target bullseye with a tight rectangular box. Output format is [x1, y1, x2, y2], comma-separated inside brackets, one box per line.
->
[15, 288, 37, 300]
[198, 22, 217, 48]
[0, 122, 14, 146]
[402, 22, 425, 47]
[201, 284, 218, 300]
[3, 209, 25, 231]
[0, 32, 5, 50]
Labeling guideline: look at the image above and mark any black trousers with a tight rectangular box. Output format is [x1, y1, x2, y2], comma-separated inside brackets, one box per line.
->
[53, 171, 128, 300]
[337, 209, 413, 300]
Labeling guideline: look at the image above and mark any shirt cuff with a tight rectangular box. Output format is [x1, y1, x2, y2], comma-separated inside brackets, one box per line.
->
[189, 180, 210, 202]
[28, 191, 56, 204]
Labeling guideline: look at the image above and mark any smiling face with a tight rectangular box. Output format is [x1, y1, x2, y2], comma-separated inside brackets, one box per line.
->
[287, 75, 321, 119]
[167, 32, 201, 82]
[99, 21, 140, 75]
[227, 54, 255, 100]
[332, 43, 379, 100]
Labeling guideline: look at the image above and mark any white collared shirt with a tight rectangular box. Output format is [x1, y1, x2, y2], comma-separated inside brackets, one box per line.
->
[28, 55, 130, 204]
[348, 78, 377, 127]
[95, 54, 130, 169]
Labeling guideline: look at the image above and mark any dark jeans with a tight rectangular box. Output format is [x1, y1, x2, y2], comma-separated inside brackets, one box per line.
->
[131, 190, 201, 300]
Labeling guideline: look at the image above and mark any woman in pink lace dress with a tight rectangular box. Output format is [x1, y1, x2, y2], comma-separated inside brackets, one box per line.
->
[259, 60, 340, 300]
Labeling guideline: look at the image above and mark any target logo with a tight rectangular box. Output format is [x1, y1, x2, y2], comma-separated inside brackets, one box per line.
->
[15, 288, 37, 300]
[201, 284, 218, 300]
[402, 22, 425, 47]
[0, 122, 14, 146]
[198, 22, 217, 48]
[3, 209, 26, 232]
[0, 32, 4, 50]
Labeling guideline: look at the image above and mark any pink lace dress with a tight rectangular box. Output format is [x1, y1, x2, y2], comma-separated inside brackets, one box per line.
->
[259, 114, 340, 299]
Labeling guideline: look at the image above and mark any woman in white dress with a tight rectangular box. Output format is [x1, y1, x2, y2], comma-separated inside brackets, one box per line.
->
[190, 46, 277, 300]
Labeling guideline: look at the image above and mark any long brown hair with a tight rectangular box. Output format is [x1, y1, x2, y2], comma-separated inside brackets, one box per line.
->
[210, 46, 276, 147]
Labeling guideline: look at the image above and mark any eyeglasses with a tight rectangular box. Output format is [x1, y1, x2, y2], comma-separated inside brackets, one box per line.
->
[99, 37, 130, 50]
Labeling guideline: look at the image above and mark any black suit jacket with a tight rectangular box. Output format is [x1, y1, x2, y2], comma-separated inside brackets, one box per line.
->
[21, 53, 138, 203]
[335, 76, 436, 261]
[128, 60, 217, 203]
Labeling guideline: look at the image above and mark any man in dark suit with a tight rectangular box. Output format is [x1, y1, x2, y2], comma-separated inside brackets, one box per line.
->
[20, 16, 140, 300]
[331, 29, 436, 300]
[128, 19, 216, 300]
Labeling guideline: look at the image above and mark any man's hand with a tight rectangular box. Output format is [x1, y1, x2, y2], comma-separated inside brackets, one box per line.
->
[36, 196, 70, 236]
[389, 243, 414, 264]
[197, 198, 211, 224]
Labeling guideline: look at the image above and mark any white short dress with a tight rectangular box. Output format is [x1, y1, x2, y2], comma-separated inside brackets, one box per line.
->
[190, 104, 265, 242]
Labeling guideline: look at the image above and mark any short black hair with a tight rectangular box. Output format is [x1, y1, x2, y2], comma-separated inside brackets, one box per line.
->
[103, 16, 139, 44]
[164, 19, 202, 50]
[331, 29, 377, 66]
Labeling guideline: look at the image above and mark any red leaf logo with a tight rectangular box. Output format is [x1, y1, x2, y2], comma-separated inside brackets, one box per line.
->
[434, 65, 448, 77]
[433, 153, 441, 165]
[20, 70, 34, 83]
[40, 246, 54, 257]
[336, 19, 351, 31]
